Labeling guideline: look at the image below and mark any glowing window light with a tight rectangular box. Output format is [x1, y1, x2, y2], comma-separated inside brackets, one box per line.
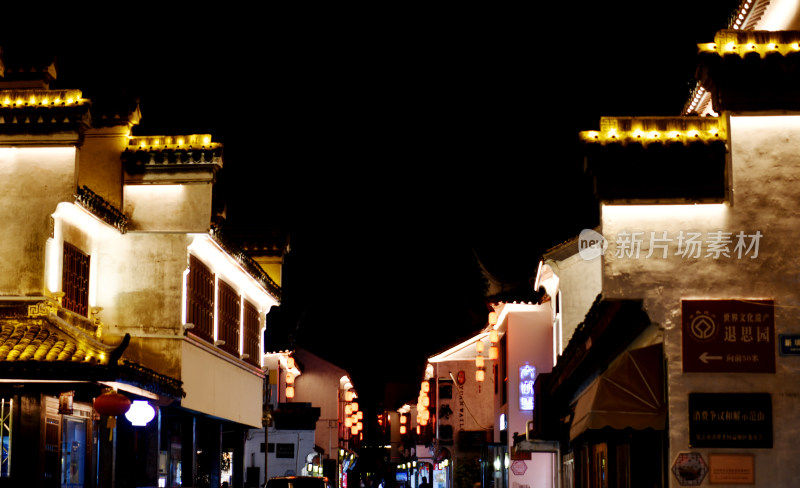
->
[125, 400, 156, 426]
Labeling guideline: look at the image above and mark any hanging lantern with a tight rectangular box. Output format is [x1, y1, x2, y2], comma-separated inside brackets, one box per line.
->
[286, 372, 295, 385]
[488, 311, 498, 325]
[489, 345, 499, 360]
[357, 410, 363, 420]
[287, 356, 295, 370]
[345, 417, 353, 428]
[476, 368, 485, 382]
[421, 381, 429, 393]
[345, 390, 355, 402]
[351, 425, 358, 435]
[422, 396, 430, 407]
[345, 404, 353, 416]
[416, 425, 421, 435]
[94, 389, 132, 441]
[94, 389, 132, 417]
[490, 329, 499, 343]
[125, 400, 156, 426]
[476, 341, 484, 353]
[351, 401, 358, 411]
[400, 415, 407, 424]
[400, 425, 407, 435]
[476, 354, 484, 368]
[286, 385, 295, 399]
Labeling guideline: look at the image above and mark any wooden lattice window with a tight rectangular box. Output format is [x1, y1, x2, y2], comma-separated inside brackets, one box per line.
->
[187, 255, 215, 343]
[62, 243, 89, 316]
[242, 300, 261, 366]
[217, 280, 240, 357]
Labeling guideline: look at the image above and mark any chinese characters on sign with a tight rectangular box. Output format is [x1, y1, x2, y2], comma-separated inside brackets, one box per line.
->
[682, 299, 775, 373]
[688, 393, 772, 448]
[519, 363, 536, 411]
[612, 230, 762, 259]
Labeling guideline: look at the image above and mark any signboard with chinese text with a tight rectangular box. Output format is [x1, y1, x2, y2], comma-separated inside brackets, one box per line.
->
[778, 334, 800, 356]
[519, 363, 536, 411]
[682, 299, 775, 373]
[688, 393, 772, 448]
[709, 454, 754, 484]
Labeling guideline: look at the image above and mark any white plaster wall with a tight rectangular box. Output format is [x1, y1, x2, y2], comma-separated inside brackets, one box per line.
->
[246, 428, 317, 481]
[548, 252, 602, 350]
[291, 349, 349, 459]
[0, 146, 76, 294]
[123, 183, 213, 232]
[601, 114, 800, 487]
[182, 341, 264, 427]
[506, 307, 553, 442]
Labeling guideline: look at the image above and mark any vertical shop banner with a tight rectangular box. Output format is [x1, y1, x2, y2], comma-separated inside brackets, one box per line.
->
[682, 299, 775, 373]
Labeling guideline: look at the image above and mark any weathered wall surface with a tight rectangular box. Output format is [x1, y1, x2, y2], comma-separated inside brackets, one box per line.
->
[0, 147, 75, 295]
[601, 114, 800, 486]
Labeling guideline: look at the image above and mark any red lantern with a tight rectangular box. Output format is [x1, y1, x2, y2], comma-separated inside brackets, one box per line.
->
[94, 389, 131, 417]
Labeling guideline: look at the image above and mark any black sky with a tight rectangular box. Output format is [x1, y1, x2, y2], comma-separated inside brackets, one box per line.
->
[3, 1, 741, 408]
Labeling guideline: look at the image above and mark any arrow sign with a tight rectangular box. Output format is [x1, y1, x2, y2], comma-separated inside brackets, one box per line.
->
[699, 352, 722, 364]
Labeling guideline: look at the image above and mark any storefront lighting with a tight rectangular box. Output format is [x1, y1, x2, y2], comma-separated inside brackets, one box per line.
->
[125, 400, 156, 427]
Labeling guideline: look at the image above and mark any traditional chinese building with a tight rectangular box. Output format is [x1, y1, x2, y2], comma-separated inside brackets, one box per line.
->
[524, 1, 800, 486]
[0, 48, 283, 487]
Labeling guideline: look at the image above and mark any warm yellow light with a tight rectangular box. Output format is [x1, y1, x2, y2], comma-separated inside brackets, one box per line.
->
[351, 425, 358, 435]
[357, 411, 363, 420]
[400, 425, 407, 435]
[490, 329, 499, 343]
[287, 357, 295, 369]
[345, 417, 352, 428]
[421, 381, 429, 393]
[488, 311, 498, 325]
[286, 372, 294, 384]
[416, 426, 421, 435]
[356, 421, 363, 431]
[351, 402, 358, 411]
[400, 415, 407, 424]
[476, 341, 484, 353]
[422, 396, 430, 407]
[286, 386, 295, 399]
[345, 404, 353, 415]
[345, 390, 355, 402]
[476, 355, 484, 368]
[489, 346, 499, 360]
[476, 369, 485, 382]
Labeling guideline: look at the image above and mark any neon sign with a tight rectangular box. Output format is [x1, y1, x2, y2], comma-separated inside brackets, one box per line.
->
[519, 363, 536, 411]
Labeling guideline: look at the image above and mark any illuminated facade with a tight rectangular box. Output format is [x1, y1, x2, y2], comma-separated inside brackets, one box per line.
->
[523, 2, 800, 486]
[0, 51, 282, 486]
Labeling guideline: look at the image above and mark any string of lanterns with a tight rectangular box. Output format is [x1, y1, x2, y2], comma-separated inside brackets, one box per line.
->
[344, 389, 363, 437]
[476, 310, 499, 383]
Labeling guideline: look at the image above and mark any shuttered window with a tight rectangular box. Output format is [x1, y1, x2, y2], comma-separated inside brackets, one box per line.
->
[62, 243, 90, 316]
[217, 279, 240, 357]
[187, 255, 215, 343]
[242, 300, 261, 367]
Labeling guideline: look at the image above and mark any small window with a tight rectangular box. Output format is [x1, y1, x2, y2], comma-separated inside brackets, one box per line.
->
[242, 300, 261, 366]
[217, 279, 240, 357]
[62, 243, 89, 316]
[187, 255, 214, 343]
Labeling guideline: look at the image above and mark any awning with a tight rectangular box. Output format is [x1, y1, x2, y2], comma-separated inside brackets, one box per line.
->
[569, 343, 665, 440]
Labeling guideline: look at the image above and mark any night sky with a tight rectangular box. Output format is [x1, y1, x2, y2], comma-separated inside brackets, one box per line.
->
[3, 1, 741, 409]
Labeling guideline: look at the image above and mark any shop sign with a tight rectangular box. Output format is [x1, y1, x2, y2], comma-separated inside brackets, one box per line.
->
[681, 299, 775, 373]
[709, 453, 754, 484]
[519, 363, 535, 411]
[671, 452, 708, 486]
[779, 334, 800, 356]
[688, 393, 772, 448]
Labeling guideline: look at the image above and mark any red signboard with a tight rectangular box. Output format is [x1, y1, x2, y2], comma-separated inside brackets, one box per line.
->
[682, 299, 775, 373]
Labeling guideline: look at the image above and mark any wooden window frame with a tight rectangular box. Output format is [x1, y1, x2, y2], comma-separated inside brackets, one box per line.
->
[62, 242, 90, 317]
